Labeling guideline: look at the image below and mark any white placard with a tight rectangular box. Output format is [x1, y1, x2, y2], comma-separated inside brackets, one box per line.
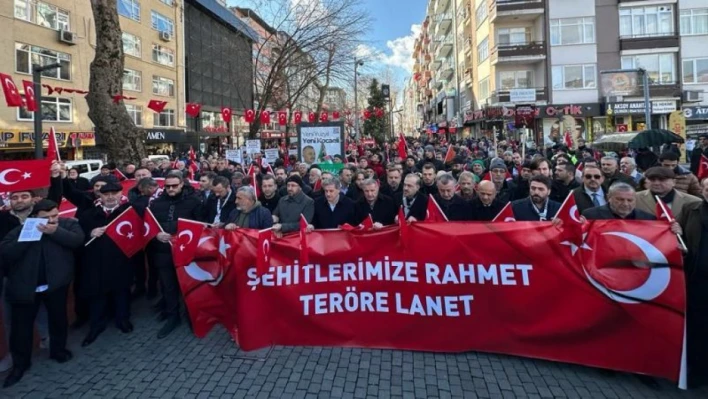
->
[18, 218, 49, 242]
[288, 149, 298, 156]
[246, 140, 261, 154]
[225, 149, 242, 164]
[264, 148, 280, 163]
[509, 88, 536, 103]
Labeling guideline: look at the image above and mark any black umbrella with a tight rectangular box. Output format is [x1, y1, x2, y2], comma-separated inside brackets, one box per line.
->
[629, 129, 684, 149]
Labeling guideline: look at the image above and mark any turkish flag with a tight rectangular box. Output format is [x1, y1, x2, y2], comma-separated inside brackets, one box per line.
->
[360, 214, 374, 230]
[186, 103, 201, 118]
[260, 110, 271, 124]
[244, 109, 255, 123]
[171, 218, 207, 267]
[312, 178, 321, 192]
[47, 126, 61, 162]
[698, 154, 708, 180]
[112, 169, 127, 182]
[443, 146, 456, 164]
[278, 111, 287, 126]
[299, 215, 309, 265]
[363, 109, 372, 120]
[332, 111, 340, 120]
[0, 73, 23, 107]
[319, 111, 328, 122]
[492, 202, 516, 222]
[22, 80, 37, 112]
[655, 196, 675, 222]
[42, 84, 54, 95]
[308, 111, 316, 123]
[375, 107, 384, 118]
[398, 206, 409, 243]
[563, 131, 573, 148]
[247, 165, 260, 198]
[257, 228, 273, 272]
[143, 207, 162, 243]
[425, 196, 449, 222]
[0, 159, 51, 192]
[104, 207, 145, 258]
[294, 111, 302, 124]
[221, 107, 232, 123]
[554, 193, 583, 241]
[147, 100, 168, 113]
[397, 134, 407, 160]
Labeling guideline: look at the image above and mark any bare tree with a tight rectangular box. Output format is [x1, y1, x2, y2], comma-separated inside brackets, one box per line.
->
[86, 0, 147, 162]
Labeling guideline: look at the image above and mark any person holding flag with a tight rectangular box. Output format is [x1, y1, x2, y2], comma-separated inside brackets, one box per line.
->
[635, 167, 701, 222]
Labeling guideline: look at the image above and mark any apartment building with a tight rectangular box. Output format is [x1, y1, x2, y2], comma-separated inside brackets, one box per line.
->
[324, 87, 347, 112]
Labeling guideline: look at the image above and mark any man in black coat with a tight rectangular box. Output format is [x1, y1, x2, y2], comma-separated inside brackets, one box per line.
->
[77, 182, 137, 347]
[489, 158, 517, 204]
[551, 161, 580, 204]
[511, 175, 562, 221]
[201, 176, 236, 226]
[355, 178, 397, 227]
[601, 156, 636, 191]
[469, 181, 505, 221]
[690, 134, 708, 175]
[380, 168, 403, 199]
[572, 165, 608, 215]
[0, 200, 84, 388]
[395, 174, 428, 222]
[148, 173, 202, 339]
[259, 174, 281, 214]
[420, 163, 439, 197]
[311, 178, 357, 229]
[433, 174, 470, 221]
[582, 182, 677, 223]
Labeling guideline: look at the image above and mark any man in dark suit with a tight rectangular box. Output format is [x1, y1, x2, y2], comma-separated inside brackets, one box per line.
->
[355, 178, 397, 227]
[551, 161, 580, 203]
[583, 182, 674, 222]
[202, 176, 237, 226]
[380, 167, 403, 198]
[311, 178, 356, 229]
[572, 165, 608, 215]
[259, 174, 281, 214]
[433, 174, 470, 221]
[395, 173, 428, 222]
[511, 175, 561, 221]
[469, 181, 505, 221]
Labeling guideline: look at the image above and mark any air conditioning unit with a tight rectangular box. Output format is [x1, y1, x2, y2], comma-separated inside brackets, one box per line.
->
[683, 90, 704, 103]
[58, 30, 76, 45]
[159, 31, 172, 42]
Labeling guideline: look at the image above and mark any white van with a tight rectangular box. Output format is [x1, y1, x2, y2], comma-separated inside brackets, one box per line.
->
[65, 159, 104, 180]
[148, 155, 170, 163]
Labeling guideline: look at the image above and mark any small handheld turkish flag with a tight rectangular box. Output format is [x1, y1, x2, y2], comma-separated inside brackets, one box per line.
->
[443, 145, 456, 164]
[0, 159, 51, 192]
[294, 111, 302, 124]
[112, 168, 127, 182]
[22, 80, 37, 112]
[147, 100, 168, 113]
[244, 109, 255, 123]
[0, 73, 23, 107]
[278, 111, 287, 126]
[260, 110, 271, 124]
[142, 207, 162, 243]
[425, 196, 449, 222]
[397, 133, 407, 160]
[332, 110, 340, 120]
[319, 111, 328, 122]
[221, 107, 232, 123]
[104, 207, 145, 258]
[47, 126, 61, 162]
[698, 154, 708, 180]
[655, 196, 675, 222]
[308, 111, 316, 123]
[553, 193, 583, 241]
[492, 202, 516, 222]
[171, 218, 207, 267]
[186, 103, 201, 118]
[257, 228, 274, 272]
[299, 215, 309, 265]
[360, 214, 374, 230]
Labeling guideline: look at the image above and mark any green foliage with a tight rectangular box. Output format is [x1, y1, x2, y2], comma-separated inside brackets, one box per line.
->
[362, 79, 387, 143]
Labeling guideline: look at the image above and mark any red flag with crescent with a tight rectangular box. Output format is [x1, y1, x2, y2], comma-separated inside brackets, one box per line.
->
[278, 111, 287, 126]
[294, 111, 302, 124]
[221, 107, 232, 123]
[244, 109, 255, 123]
[0, 73, 23, 107]
[22, 80, 37, 112]
[492, 202, 516, 222]
[104, 207, 145, 258]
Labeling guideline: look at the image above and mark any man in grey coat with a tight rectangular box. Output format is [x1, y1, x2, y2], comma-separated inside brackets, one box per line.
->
[273, 175, 314, 235]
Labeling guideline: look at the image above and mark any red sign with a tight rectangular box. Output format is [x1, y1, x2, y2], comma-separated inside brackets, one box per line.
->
[617, 124, 628, 132]
[208, 221, 685, 385]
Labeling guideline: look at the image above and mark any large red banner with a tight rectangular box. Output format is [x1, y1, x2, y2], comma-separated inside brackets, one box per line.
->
[178, 220, 686, 385]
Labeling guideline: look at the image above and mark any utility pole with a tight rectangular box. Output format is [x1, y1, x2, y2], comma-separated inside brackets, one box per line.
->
[33, 63, 61, 159]
[353, 59, 364, 138]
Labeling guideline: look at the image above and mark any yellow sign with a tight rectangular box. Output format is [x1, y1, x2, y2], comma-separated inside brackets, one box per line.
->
[0, 130, 96, 150]
[668, 110, 687, 163]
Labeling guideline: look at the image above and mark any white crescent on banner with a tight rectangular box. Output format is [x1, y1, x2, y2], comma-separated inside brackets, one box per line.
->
[262, 239, 270, 262]
[116, 221, 132, 237]
[583, 232, 670, 304]
[0, 169, 21, 185]
[178, 230, 194, 244]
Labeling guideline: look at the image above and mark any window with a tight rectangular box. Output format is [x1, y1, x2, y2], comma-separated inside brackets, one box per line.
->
[552, 64, 596, 89]
[153, 109, 175, 127]
[499, 71, 533, 90]
[681, 9, 708, 36]
[682, 58, 708, 84]
[475, 3, 487, 26]
[619, 5, 674, 38]
[477, 37, 489, 63]
[621, 53, 676, 84]
[122, 32, 141, 58]
[152, 76, 174, 96]
[18, 96, 71, 122]
[123, 69, 142, 91]
[550, 18, 595, 45]
[478, 77, 489, 101]
[117, 0, 140, 22]
[15, 0, 70, 31]
[151, 11, 173, 35]
[125, 104, 143, 126]
[497, 27, 531, 46]
[15, 43, 71, 80]
[152, 44, 174, 66]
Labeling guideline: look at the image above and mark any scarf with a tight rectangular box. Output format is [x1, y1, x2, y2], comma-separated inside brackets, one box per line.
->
[95, 195, 129, 214]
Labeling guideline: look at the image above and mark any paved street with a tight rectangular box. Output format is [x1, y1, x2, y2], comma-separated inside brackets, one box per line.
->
[2, 300, 707, 399]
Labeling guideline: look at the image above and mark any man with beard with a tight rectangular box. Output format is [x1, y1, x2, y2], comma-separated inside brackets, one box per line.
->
[659, 151, 702, 196]
[635, 167, 701, 221]
[403, 156, 419, 177]
[551, 162, 579, 203]
[510, 152, 524, 178]
[451, 156, 466, 180]
[273, 175, 314, 235]
[202, 176, 236, 226]
[308, 167, 324, 199]
[469, 181, 505, 221]
[489, 159, 516, 203]
[148, 173, 202, 338]
[259, 175, 281, 214]
[76, 182, 136, 347]
[355, 178, 397, 227]
[433, 174, 470, 221]
[215, 158, 232, 181]
[458, 171, 476, 202]
[274, 167, 287, 189]
[395, 173, 429, 222]
[380, 167, 403, 198]
[224, 186, 272, 230]
[511, 175, 561, 221]
[416, 145, 444, 171]
[420, 163, 439, 196]
[311, 178, 356, 229]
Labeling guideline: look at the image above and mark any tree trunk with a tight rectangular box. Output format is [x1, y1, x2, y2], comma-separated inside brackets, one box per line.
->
[87, 0, 146, 163]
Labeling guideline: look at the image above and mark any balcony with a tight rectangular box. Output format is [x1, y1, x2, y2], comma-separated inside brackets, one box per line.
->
[438, 59, 455, 81]
[436, 36, 454, 58]
[619, 32, 679, 51]
[491, 87, 547, 104]
[647, 82, 682, 98]
[431, 56, 442, 69]
[434, 13, 453, 36]
[464, 68, 473, 86]
[489, 0, 545, 22]
[436, 0, 451, 13]
[490, 41, 546, 65]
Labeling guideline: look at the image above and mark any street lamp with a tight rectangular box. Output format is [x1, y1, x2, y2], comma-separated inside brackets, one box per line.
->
[353, 59, 364, 138]
[33, 63, 62, 159]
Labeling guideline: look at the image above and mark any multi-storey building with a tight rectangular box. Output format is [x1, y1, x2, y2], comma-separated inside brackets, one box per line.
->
[323, 87, 347, 113]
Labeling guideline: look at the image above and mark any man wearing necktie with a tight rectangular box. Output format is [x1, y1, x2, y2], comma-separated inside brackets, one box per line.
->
[571, 165, 607, 214]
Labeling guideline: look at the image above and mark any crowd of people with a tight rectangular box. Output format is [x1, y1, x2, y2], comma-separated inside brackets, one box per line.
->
[0, 133, 707, 389]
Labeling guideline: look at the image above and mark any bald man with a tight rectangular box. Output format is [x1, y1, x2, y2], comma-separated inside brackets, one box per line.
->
[469, 181, 505, 221]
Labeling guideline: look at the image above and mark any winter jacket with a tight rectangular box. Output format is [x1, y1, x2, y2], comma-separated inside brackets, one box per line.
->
[148, 186, 203, 253]
[673, 166, 702, 197]
[225, 202, 273, 230]
[202, 189, 237, 224]
[274, 191, 315, 233]
[511, 197, 561, 221]
[312, 196, 357, 229]
[354, 194, 397, 226]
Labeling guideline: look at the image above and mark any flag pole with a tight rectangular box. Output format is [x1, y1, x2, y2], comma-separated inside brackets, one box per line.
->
[655, 195, 687, 252]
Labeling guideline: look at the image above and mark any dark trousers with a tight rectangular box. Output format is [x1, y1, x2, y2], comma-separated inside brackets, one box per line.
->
[73, 254, 89, 322]
[146, 251, 159, 295]
[10, 285, 69, 371]
[152, 252, 181, 319]
[132, 251, 146, 292]
[89, 289, 130, 330]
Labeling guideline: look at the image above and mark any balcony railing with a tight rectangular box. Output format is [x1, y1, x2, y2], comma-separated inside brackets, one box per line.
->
[619, 31, 679, 51]
[489, 0, 545, 21]
[491, 87, 547, 104]
[490, 41, 546, 64]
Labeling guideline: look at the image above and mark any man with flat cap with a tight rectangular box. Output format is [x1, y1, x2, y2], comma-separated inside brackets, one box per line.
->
[635, 166, 701, 222]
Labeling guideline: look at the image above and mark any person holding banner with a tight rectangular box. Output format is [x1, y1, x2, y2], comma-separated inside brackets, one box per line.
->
[76, 182, 136, 347]
[469, 181, 505, 221]
[354, 179, 397, 227]
[273, 175, 314, 235]
[224, 186, 273, 230]
[311, 178, 356, 229]
[583, 183, 662, 222]
[394, 174, 428, 222]
[511, 175, 561, 221]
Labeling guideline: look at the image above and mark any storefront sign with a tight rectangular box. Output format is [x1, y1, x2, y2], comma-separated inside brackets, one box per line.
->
[145, 129, 186, 143]
[683, 106, 708, 120]
[600, 71, 642, 97]
[687, 123, 708, 136]
[541, 104, 601, 118]
[0, 130, 95, 150]
[607, 101, 676, 115]
[509, 89, 536, 103]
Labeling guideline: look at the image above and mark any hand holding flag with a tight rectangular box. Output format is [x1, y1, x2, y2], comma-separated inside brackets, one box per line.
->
[492, 202, 516, 222]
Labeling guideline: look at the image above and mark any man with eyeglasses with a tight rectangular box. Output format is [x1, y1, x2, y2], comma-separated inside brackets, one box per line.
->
[572, 165, 607, 214]
[147, 173, 202, 339]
